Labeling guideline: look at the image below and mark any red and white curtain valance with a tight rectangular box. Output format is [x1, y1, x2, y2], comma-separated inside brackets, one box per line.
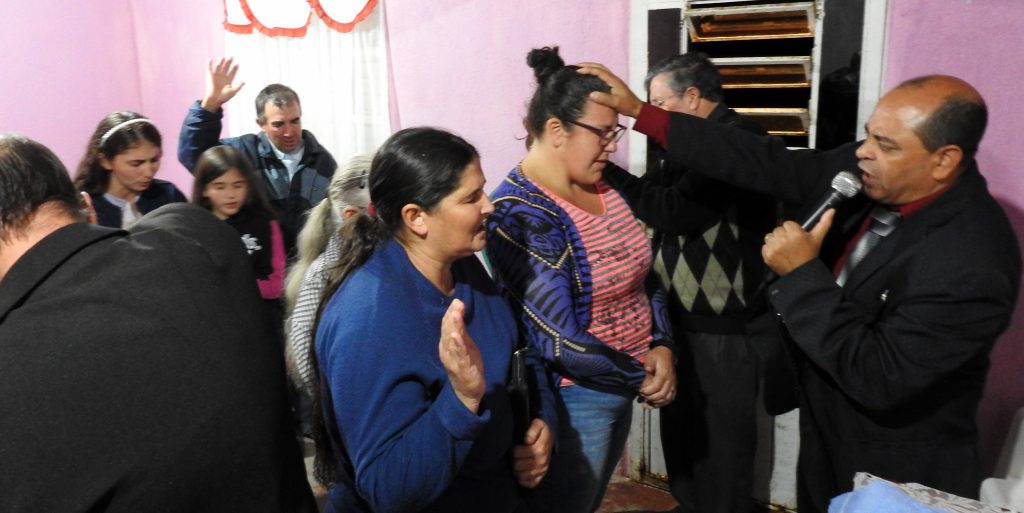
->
[224, 0, 378, 36]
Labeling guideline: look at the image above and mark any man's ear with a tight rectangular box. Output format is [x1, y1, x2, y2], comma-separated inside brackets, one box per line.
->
[684, 86, 702, 113]
[931, 144, 964, 183]
[401, 203, 428, 237]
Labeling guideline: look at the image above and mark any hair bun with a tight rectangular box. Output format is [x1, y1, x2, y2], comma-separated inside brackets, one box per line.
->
[527, 46, 565, 85]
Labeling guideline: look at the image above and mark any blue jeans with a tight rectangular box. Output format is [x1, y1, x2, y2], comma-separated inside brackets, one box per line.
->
[524, 384, 634, 513]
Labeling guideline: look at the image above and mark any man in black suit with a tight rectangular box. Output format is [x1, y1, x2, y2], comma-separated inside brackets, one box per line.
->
[601, 53, 780, 513]
[581, 67, 1021, 513]
[0, 134, 316, 513]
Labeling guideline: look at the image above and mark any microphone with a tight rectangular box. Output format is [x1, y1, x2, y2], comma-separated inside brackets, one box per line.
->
[756, 170, 863, 288]
[800, 171, 862, 230]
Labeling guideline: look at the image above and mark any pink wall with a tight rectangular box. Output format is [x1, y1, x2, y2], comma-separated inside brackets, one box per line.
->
[131, 0, 225, 195]
[383, 0, 631, 189]
[4, 1, 626, 196]
[885, 0, 1024, 473]
[0, 0, 143, 174]
[0, 0, 222, 196]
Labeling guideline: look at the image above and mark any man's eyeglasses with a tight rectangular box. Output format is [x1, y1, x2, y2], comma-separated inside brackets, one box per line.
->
[650, 95, 681, 108]
[566, 120, 627, 146]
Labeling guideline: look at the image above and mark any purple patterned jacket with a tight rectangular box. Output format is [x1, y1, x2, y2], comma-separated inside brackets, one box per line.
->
[485, 167, 675, 395]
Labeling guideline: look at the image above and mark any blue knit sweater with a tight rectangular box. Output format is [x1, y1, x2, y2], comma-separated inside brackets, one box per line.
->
[316, 240, 554, 513]
[485, 167, 675, 394]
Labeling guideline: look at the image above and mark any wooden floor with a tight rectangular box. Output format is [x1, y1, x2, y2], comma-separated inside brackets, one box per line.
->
[597, 476, 679, 513]
[303, 440, 683, 512]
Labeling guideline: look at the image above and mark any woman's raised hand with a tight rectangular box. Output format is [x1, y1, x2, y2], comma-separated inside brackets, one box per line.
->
[201, 57, 246, 113]
[439, 299, 485, 413]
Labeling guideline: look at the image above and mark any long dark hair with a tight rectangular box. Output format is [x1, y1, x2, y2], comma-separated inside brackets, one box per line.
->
[308, 126, 480, 485]
[524, 46, 611, 140]
[191, 145, 274, 218]
[74, 112, 162, 195]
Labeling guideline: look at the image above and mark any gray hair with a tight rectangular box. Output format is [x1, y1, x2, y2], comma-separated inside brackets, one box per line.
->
[645, 52, 724, 102]
[283, 153, 373, 311]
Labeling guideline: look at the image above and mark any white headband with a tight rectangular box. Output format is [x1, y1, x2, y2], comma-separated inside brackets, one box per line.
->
[99, 118, 152, 147]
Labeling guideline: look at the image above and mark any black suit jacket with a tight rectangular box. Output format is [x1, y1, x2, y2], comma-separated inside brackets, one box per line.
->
[655, 112, 1021, 511]
[0, 204, 316, 513]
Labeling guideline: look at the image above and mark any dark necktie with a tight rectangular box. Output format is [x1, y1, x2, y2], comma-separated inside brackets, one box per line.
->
[836, 206, 901, 286]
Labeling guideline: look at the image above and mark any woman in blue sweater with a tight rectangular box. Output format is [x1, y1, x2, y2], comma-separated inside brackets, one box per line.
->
[310, 127, 556, 513]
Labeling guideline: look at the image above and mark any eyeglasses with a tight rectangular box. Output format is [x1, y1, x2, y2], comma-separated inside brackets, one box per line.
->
[566, 120, 627, 146]
[650, 95, 681, 108]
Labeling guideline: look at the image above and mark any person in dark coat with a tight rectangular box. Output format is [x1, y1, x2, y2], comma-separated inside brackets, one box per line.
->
[579, 66, 1021, 513]
[0, 133, 317, 513]
[601, 52, 782, 513]
[177, 58, 338, 254]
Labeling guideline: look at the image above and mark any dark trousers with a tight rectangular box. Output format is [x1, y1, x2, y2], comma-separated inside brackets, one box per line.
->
[660, 330, 761, 513]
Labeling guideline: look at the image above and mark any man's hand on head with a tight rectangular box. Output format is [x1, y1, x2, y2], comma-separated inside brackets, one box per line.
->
[576, 62, 644, 118]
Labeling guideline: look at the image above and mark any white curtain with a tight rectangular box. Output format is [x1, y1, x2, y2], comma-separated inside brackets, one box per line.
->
[223, 3, 390, 165]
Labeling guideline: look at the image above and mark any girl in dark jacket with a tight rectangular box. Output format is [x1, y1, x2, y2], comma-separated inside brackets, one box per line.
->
[75, 112, 186, 228]
[192, 145, 285, 301]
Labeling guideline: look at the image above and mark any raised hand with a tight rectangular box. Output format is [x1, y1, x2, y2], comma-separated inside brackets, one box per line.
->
[639, 346, 676, 408]
[576, 62, 645, 118]
[79, 192, 98, 225]
[200, 57, 246, 113]
[512, 418, 553, 488]
[762, 208, 834, 276]
[439, 299, 485, 413]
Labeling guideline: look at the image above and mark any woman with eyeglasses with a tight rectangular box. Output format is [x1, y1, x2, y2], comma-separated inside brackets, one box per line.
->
[485, 46, 677, 513]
